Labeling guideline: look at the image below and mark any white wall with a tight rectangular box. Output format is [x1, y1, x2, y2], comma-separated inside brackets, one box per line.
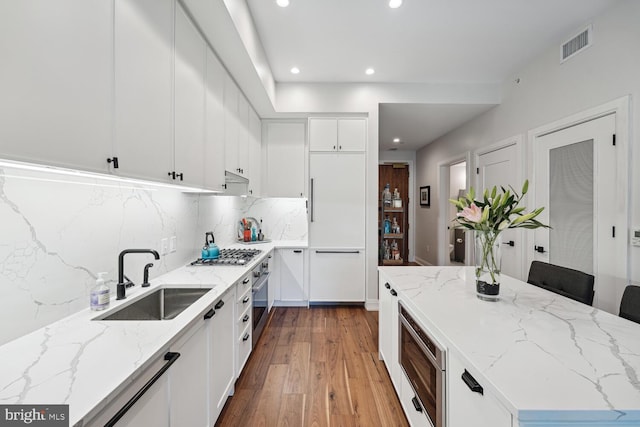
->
[415, 0, 640, 309]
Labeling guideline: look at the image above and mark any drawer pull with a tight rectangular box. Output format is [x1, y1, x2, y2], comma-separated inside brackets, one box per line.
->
[215, 300, 225, 310]
[203, 308, 215, 320]
[242, 296, 250, 304]
[390, 289, 397, 297]
[462, 370, 484, 395]
[411, 396, 422, 412]
[243, 278, 250, 284]
[242, 333, 250, 342]
[242, 314, 250, 322]
[293, 249, 302, 253]
[385, 282, 391, 289]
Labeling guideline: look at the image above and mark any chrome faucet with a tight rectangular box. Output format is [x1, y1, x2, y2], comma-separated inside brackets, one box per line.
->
[117, 249, 161, 300]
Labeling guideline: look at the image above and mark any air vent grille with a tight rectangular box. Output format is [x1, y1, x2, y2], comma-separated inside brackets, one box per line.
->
[561, 25, 592, 62]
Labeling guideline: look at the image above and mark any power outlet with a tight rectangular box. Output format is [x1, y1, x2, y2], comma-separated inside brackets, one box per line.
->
[169, 236, 177, 253]
[160, 238, 169, 256]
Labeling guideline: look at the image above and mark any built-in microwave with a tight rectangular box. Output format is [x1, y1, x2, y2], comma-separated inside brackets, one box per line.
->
[399, 302, 446, 427]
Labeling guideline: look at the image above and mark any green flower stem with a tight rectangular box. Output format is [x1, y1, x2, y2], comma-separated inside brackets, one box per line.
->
[478, 232, 500, 285]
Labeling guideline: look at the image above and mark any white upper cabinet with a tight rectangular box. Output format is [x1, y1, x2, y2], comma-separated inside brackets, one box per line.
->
[248, 107, 262, 197]
[237, 94, 250, 178]
[309, 118, 366, 152]
[173, 4, 206, 187]
[265, 122, 306, 198]
[224, 75, 240, 175]
[204, 49, 226, 191]
[0, 0, 112, 172]
[113, 0, 173, 181]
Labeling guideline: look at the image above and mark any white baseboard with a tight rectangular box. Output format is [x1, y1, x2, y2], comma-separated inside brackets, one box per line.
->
[365, 300, 379, 311]
[273, 300, 308, 307]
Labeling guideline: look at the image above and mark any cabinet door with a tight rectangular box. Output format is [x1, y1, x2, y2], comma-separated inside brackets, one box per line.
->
[400, 372, 430, 427]
[209, 289, 235, 423]
[448, 351, 513, 427]
[85, 354, 170, 427]
[378, 275, 401, 393]
[114, 0, 173, 182]
[309, 250, 364, 302]
[237, 94, 250, 177]
[248, 107, 262, 197]
[338, 118, 366, 152]
[170, 319, 209, 427]
[224, 74, 239, 173]
[0, 0, 112, 173]
[309, 118, 338, 151]
[310, 153, 366, 248]
[278, 249, 305, 301]
[204, 49, 226, 191]
[174, 5, 205, 187]
[266, 122, 306, 198]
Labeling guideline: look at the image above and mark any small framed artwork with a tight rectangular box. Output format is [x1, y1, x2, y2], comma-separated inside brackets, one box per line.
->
[420, 186, 431, 207]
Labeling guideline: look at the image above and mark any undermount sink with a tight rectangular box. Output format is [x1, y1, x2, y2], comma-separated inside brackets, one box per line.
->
[95, 287, 212, 321]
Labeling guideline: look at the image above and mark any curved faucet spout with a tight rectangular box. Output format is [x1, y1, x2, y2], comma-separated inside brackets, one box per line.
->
[117, 249, 161, 300]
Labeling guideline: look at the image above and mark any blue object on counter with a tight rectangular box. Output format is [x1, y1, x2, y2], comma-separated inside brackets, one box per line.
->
[202, 232, 219, 259]
[251, 227, 257, 241]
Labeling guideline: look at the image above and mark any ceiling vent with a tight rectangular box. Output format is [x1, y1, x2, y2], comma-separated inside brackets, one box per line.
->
[561, 25, 592, 63]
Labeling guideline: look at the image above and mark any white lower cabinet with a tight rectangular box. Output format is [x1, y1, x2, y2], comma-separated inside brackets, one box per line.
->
[309, 249, 365, 302]
[276, 248, 306, 304]
[448, 350, 512, 427]
[85, 353, 171, 427]
[400, 372, 432, 427]
[235, 273, 253, 376]
[378, 274, 401, 392]
[208, 287, 236, 423]
[169, 318, 209, 427]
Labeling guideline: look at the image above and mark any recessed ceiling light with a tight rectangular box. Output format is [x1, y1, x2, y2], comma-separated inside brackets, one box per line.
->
[290, 67, 300, 74]
[365, 68, 375, 75]
[393, 138, 400, 143]
[276, 0, 290, 7]
[389, 0, 403, 8]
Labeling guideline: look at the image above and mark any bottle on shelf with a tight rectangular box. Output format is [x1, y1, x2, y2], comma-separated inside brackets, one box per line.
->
[383, 240, 390, 260]
[384, 215, 391, 234]
[391, 240, 400, 260]
[391, 217, 400, 234]
[392, 187, 402, 208]
[382, 183, 392, 207]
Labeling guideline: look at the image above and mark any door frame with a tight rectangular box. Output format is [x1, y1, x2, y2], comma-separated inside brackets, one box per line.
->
[526, 95, 630, 290]
[474, 134, 525, 278]
[438, 152, 472, 266]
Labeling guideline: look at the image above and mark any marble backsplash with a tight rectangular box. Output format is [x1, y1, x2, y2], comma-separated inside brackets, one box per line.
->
[0, 164, 307, 345]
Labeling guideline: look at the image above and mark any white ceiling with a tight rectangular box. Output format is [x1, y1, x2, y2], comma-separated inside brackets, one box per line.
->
[246, 0, 619, 149]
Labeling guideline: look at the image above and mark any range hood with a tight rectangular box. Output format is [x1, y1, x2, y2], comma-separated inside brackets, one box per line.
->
[225, 171, 249, 184]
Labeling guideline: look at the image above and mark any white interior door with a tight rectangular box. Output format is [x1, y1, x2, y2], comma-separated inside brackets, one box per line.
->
[533, 113, 623, 312]
[477, 143, 522, 280]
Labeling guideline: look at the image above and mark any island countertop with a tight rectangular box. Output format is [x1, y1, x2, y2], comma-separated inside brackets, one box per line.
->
[379, 266, 640, 424]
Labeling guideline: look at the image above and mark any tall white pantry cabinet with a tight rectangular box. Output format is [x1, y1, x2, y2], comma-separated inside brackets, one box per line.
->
[308, 118, 367, 302]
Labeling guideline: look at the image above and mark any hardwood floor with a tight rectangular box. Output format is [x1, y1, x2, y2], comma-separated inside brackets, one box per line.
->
[216, 306, 409, 427]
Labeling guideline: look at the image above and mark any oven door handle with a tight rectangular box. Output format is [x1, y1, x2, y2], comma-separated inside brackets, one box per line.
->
[252, 272, 270, 293]
[400, 315, 443, 370]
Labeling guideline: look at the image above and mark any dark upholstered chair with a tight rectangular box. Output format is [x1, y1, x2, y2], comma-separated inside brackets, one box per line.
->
[619, 285, 640, 324]
[527, 261, 595, 305]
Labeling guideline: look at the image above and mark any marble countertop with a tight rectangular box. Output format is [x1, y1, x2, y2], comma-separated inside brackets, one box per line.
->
[0, 240, 306, 426]
[379, 266, 640, 424]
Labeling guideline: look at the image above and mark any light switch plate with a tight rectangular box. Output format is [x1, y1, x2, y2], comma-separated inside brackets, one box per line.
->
[169, 236, 177, 253]
[160, 238, 169, 255]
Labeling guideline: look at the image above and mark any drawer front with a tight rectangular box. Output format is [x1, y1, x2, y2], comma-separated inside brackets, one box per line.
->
[236, 273, 252, 302]
[236, 286, 252, 313]
[237, 304, 252, 332]
[236, 323, 252, 375]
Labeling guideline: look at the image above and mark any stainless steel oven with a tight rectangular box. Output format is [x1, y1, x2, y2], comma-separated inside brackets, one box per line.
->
[399, 302, 446, 427]
[252, 256, 270, 346]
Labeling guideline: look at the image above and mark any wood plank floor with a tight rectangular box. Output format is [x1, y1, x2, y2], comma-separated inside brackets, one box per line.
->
[216, 306, 409, 427]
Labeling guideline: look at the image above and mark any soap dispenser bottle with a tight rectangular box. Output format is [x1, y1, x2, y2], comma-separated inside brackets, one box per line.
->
[90, 272, 110, 311]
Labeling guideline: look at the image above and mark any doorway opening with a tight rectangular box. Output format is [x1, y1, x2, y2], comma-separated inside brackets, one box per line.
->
[449, 162, 467, 266]
[379, 163, 411, 265]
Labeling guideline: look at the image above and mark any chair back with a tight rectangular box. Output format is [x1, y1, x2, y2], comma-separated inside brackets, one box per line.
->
[619, 285, 640, 324]
[527, 261, 595, 305]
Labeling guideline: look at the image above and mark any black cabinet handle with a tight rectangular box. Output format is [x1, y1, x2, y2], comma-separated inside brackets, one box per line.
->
[215, 300, 225, 310]
[105, 352, 180, 427]
[385, 283, 391, 289]
[462, 370, 484, 395]
[168, 171, 175, 179]
[242, 333, 250, 341]
[242, 296, 250, 304]
[390, 289, 397, 296]
[411, 396, 422, 412]
[176, 172, 183, 181]
[503, 240, 515, 247]
[203, 308, 215, 319]
[107, 157, 119, 169]
[242, 314, 250, 322]
[243, 278, 250, 284]
[293, 250, 302, 253]
[534, 245, 546, 253]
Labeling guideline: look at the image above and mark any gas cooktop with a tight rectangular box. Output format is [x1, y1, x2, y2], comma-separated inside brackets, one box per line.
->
[189, 248, 262, 266]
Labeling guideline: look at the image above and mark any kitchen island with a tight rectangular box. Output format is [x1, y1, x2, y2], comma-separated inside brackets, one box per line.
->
[379, 266, 640, 427]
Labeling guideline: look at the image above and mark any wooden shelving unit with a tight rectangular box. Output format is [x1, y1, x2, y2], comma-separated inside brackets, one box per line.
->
[380, 202, 407, 265]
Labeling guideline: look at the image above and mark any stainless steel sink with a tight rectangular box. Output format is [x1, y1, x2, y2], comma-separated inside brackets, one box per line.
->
[95, 287, 212, 321]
